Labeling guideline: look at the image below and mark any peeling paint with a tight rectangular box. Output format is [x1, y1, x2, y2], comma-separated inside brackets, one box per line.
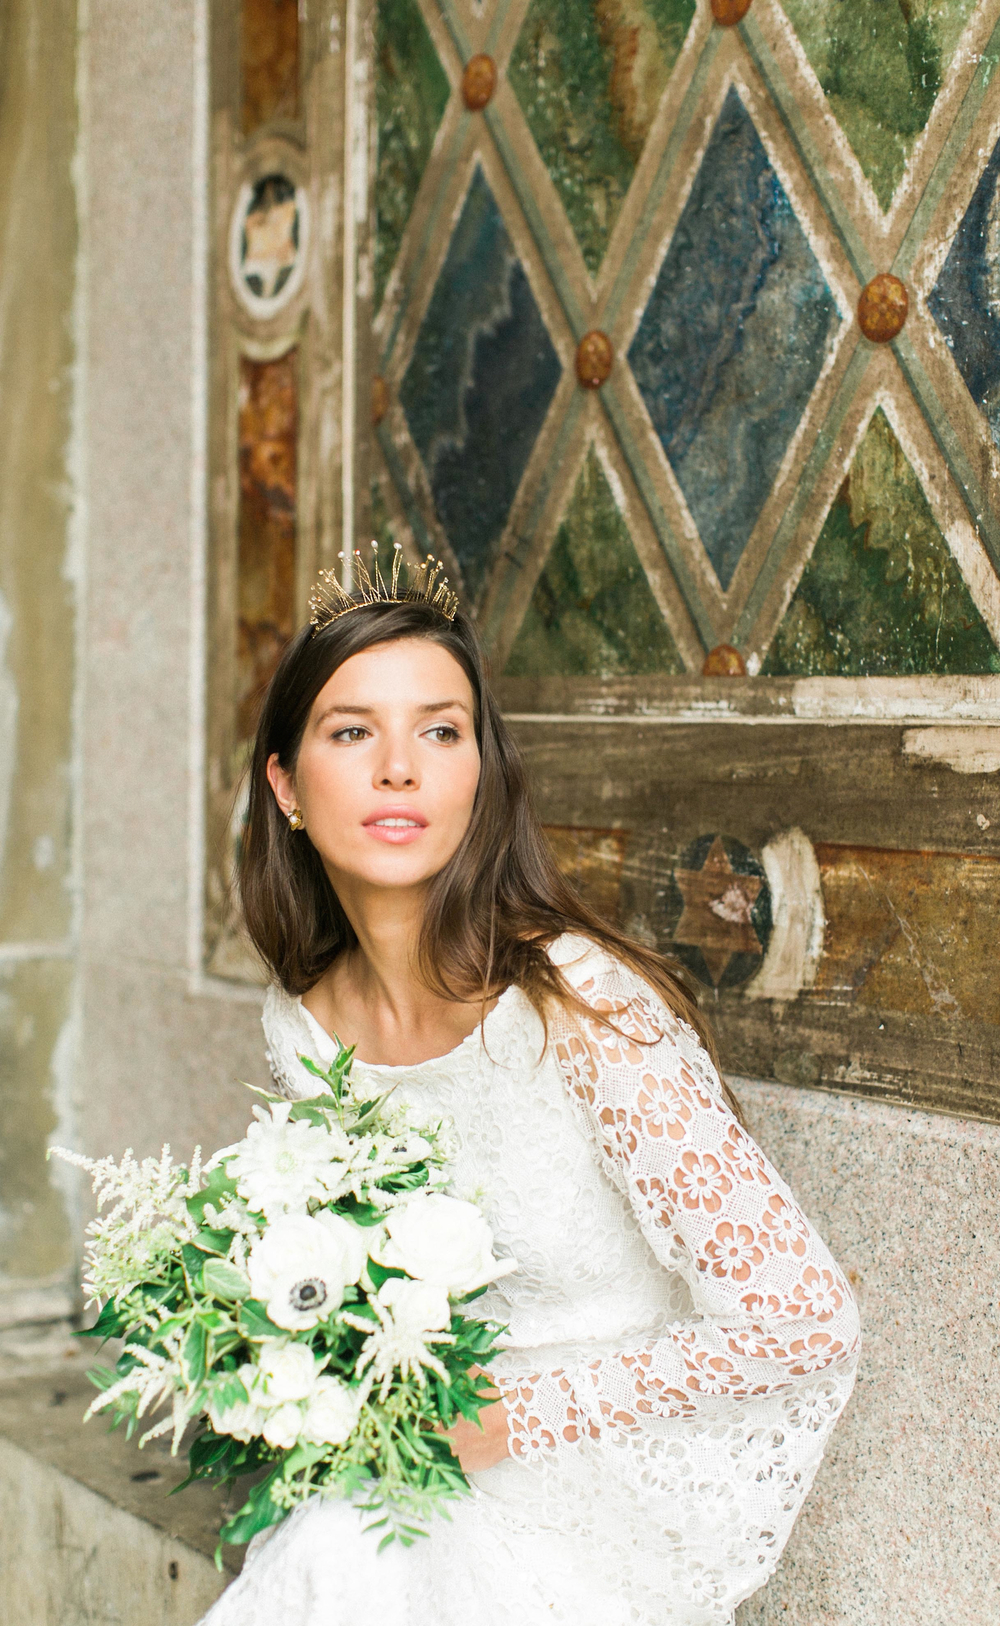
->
[745, 827, 825, 1003]
[901, 726, 1000, 775]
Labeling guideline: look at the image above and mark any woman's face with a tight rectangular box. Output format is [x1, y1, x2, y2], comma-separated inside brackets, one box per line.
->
[267, 637, 481, 900]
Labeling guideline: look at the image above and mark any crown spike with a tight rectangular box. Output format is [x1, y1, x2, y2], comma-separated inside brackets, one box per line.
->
[309, 541, 460, 631]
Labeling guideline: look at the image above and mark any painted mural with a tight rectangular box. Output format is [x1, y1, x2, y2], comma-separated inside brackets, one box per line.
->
[764, 409, 1000, 676]
[505, 447, 683, 675]
[399, 166, 561, 597]
[370, 0, 1000, 678]
[627, 85, 837, 592]
[507, 0, 697, 274]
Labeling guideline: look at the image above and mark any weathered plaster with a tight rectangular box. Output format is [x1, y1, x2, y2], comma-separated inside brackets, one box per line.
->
[0, 0, 80, 1327]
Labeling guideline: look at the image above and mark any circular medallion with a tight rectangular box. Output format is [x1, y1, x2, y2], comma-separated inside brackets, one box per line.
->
[462, 54, 497, 111]
[371, 375, 390, 427]
[711, 0, 753, 24]
[857, 274, 908, 344]
[576, 330, 614, 389]
[702, 644, 747, 677]
[657, 834, 772, 990]
[229, 173, 308, 319]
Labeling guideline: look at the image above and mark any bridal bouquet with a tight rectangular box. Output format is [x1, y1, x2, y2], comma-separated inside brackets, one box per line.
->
[51, 1046, 514, 1556]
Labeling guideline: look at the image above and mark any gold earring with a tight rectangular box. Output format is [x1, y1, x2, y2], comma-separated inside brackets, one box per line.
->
[287, 808, 304, 831]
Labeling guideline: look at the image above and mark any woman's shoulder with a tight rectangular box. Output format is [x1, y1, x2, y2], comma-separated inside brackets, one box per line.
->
[261, 982, 337, 1098]
[545, 932, 641, 995]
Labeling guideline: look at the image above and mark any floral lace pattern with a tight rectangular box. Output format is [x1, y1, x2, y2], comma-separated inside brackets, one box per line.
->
[223, 939, 859, 1626]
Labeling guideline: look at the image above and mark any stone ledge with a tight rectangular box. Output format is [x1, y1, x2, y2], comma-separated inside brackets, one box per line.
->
[0, 1365, 241, 1626]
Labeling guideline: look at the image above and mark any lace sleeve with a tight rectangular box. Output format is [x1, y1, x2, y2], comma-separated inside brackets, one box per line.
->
[498, 956, 861, 1458]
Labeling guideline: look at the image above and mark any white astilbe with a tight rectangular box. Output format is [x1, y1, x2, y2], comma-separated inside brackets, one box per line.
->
[343, 1302, 455, 1402]
[85, 1337, 194, 1453]
[50, 1144, 200, 1304]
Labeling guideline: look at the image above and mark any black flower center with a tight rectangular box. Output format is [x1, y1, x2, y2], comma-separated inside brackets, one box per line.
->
[290, 1277, 327, 1312]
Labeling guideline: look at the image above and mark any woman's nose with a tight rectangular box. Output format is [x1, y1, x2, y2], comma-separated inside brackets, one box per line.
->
[375, 741, 419, 789]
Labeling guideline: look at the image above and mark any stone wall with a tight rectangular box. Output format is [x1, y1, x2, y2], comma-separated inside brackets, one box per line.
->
[0, 0, 79, 1331]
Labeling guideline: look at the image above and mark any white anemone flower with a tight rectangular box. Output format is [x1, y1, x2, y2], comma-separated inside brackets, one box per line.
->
[376, 1193, 516, 1296]
[248, 1211, 368, 1330]
[222, 1103, 351, 1220]
[301, 1377, 361, 1446]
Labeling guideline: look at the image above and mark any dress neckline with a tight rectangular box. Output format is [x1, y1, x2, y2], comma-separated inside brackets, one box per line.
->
[294, 980, 523, 1077]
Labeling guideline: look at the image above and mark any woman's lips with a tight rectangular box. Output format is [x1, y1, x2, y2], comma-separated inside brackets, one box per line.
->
[362, 810, 428, 845]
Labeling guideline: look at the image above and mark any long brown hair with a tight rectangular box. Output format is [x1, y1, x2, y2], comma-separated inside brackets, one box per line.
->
[239, 600, 738, 1113]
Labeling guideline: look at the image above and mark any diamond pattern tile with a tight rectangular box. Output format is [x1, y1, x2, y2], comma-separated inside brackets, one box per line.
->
[928, 133, 1000, 451]
[508, 0, 697, 275]
[763, 409, 1000, 675]
[504, 448, 684, 675]
[399, 168, 562, 599]
[780, 0, 978, 212]
[374, 0, 451, 308]
[628, 87, 836, 592]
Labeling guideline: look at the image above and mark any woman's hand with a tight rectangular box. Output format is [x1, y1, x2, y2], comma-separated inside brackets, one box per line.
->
[442, 1370, 511, 1473]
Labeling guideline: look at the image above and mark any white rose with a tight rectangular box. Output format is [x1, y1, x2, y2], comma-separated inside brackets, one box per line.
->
[248, 1211, 368, 1330]
[377, 1193, 513, 1296]
[377, 1275, 452, 1335]
[261, 1401, 304, 1450]
[300, 1377, 361, 1447]
[256, 1341, 321, 1404]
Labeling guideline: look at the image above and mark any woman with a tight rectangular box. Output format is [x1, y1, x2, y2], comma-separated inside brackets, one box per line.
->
[202, 549, 860, 1626]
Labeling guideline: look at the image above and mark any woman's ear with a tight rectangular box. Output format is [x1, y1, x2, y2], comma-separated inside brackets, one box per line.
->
[266, 753, 298, 818]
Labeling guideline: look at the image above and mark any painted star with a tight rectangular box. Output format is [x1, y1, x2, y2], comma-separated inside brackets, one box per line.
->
[673, 835, 764, 986]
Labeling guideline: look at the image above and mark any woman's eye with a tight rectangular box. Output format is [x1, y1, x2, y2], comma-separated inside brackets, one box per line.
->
[333, 726, 369, 743]
[426, 724, 460, 743]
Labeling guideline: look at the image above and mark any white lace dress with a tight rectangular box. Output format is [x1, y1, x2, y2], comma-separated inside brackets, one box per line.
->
[200, 936, 859, 1626]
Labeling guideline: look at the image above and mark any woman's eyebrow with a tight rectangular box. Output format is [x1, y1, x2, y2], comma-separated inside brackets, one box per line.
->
[313, 702, 376, 726]
[416, 698, 470, 715]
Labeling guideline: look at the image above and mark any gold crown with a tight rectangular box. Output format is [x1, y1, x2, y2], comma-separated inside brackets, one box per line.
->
[309, 542, 460, 631]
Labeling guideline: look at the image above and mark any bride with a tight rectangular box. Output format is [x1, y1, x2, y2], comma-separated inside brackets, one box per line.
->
[201, 550, 860, 1626]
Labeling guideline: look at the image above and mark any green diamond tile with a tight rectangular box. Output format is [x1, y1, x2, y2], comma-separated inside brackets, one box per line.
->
[780, 0, 978, 212]
[508, 0, 697, 275]
[763, 409, 1000, 676]
[374, 0, 451, 309]
[504, 448, 685, 676]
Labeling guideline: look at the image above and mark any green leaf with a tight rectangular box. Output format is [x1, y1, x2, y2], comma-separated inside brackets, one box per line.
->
[185, 1164, 238, 1227]
[455, 1283, 488, 1305]
[183, 1321, 208, 1388]
[201, 1258, 251, 1302]
[287, 1099, 335, 1128]
[218, 1471, 288, 1552]
[364, 1259, 407, 1291]
[193, 1227, 236, 1256]
[335, 1196, 383, 1228]
[76, 1300, 131, 1341]
[238, 1299, 284, 1339]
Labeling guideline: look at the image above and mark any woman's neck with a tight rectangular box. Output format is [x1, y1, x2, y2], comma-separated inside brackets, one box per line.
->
[301, 879, 495, 1066]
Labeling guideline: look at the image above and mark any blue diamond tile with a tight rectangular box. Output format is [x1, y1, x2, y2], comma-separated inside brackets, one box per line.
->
[400, 168, 562, 599]
[928, 136, 1000, 449]
[628, 87, 837, 591]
